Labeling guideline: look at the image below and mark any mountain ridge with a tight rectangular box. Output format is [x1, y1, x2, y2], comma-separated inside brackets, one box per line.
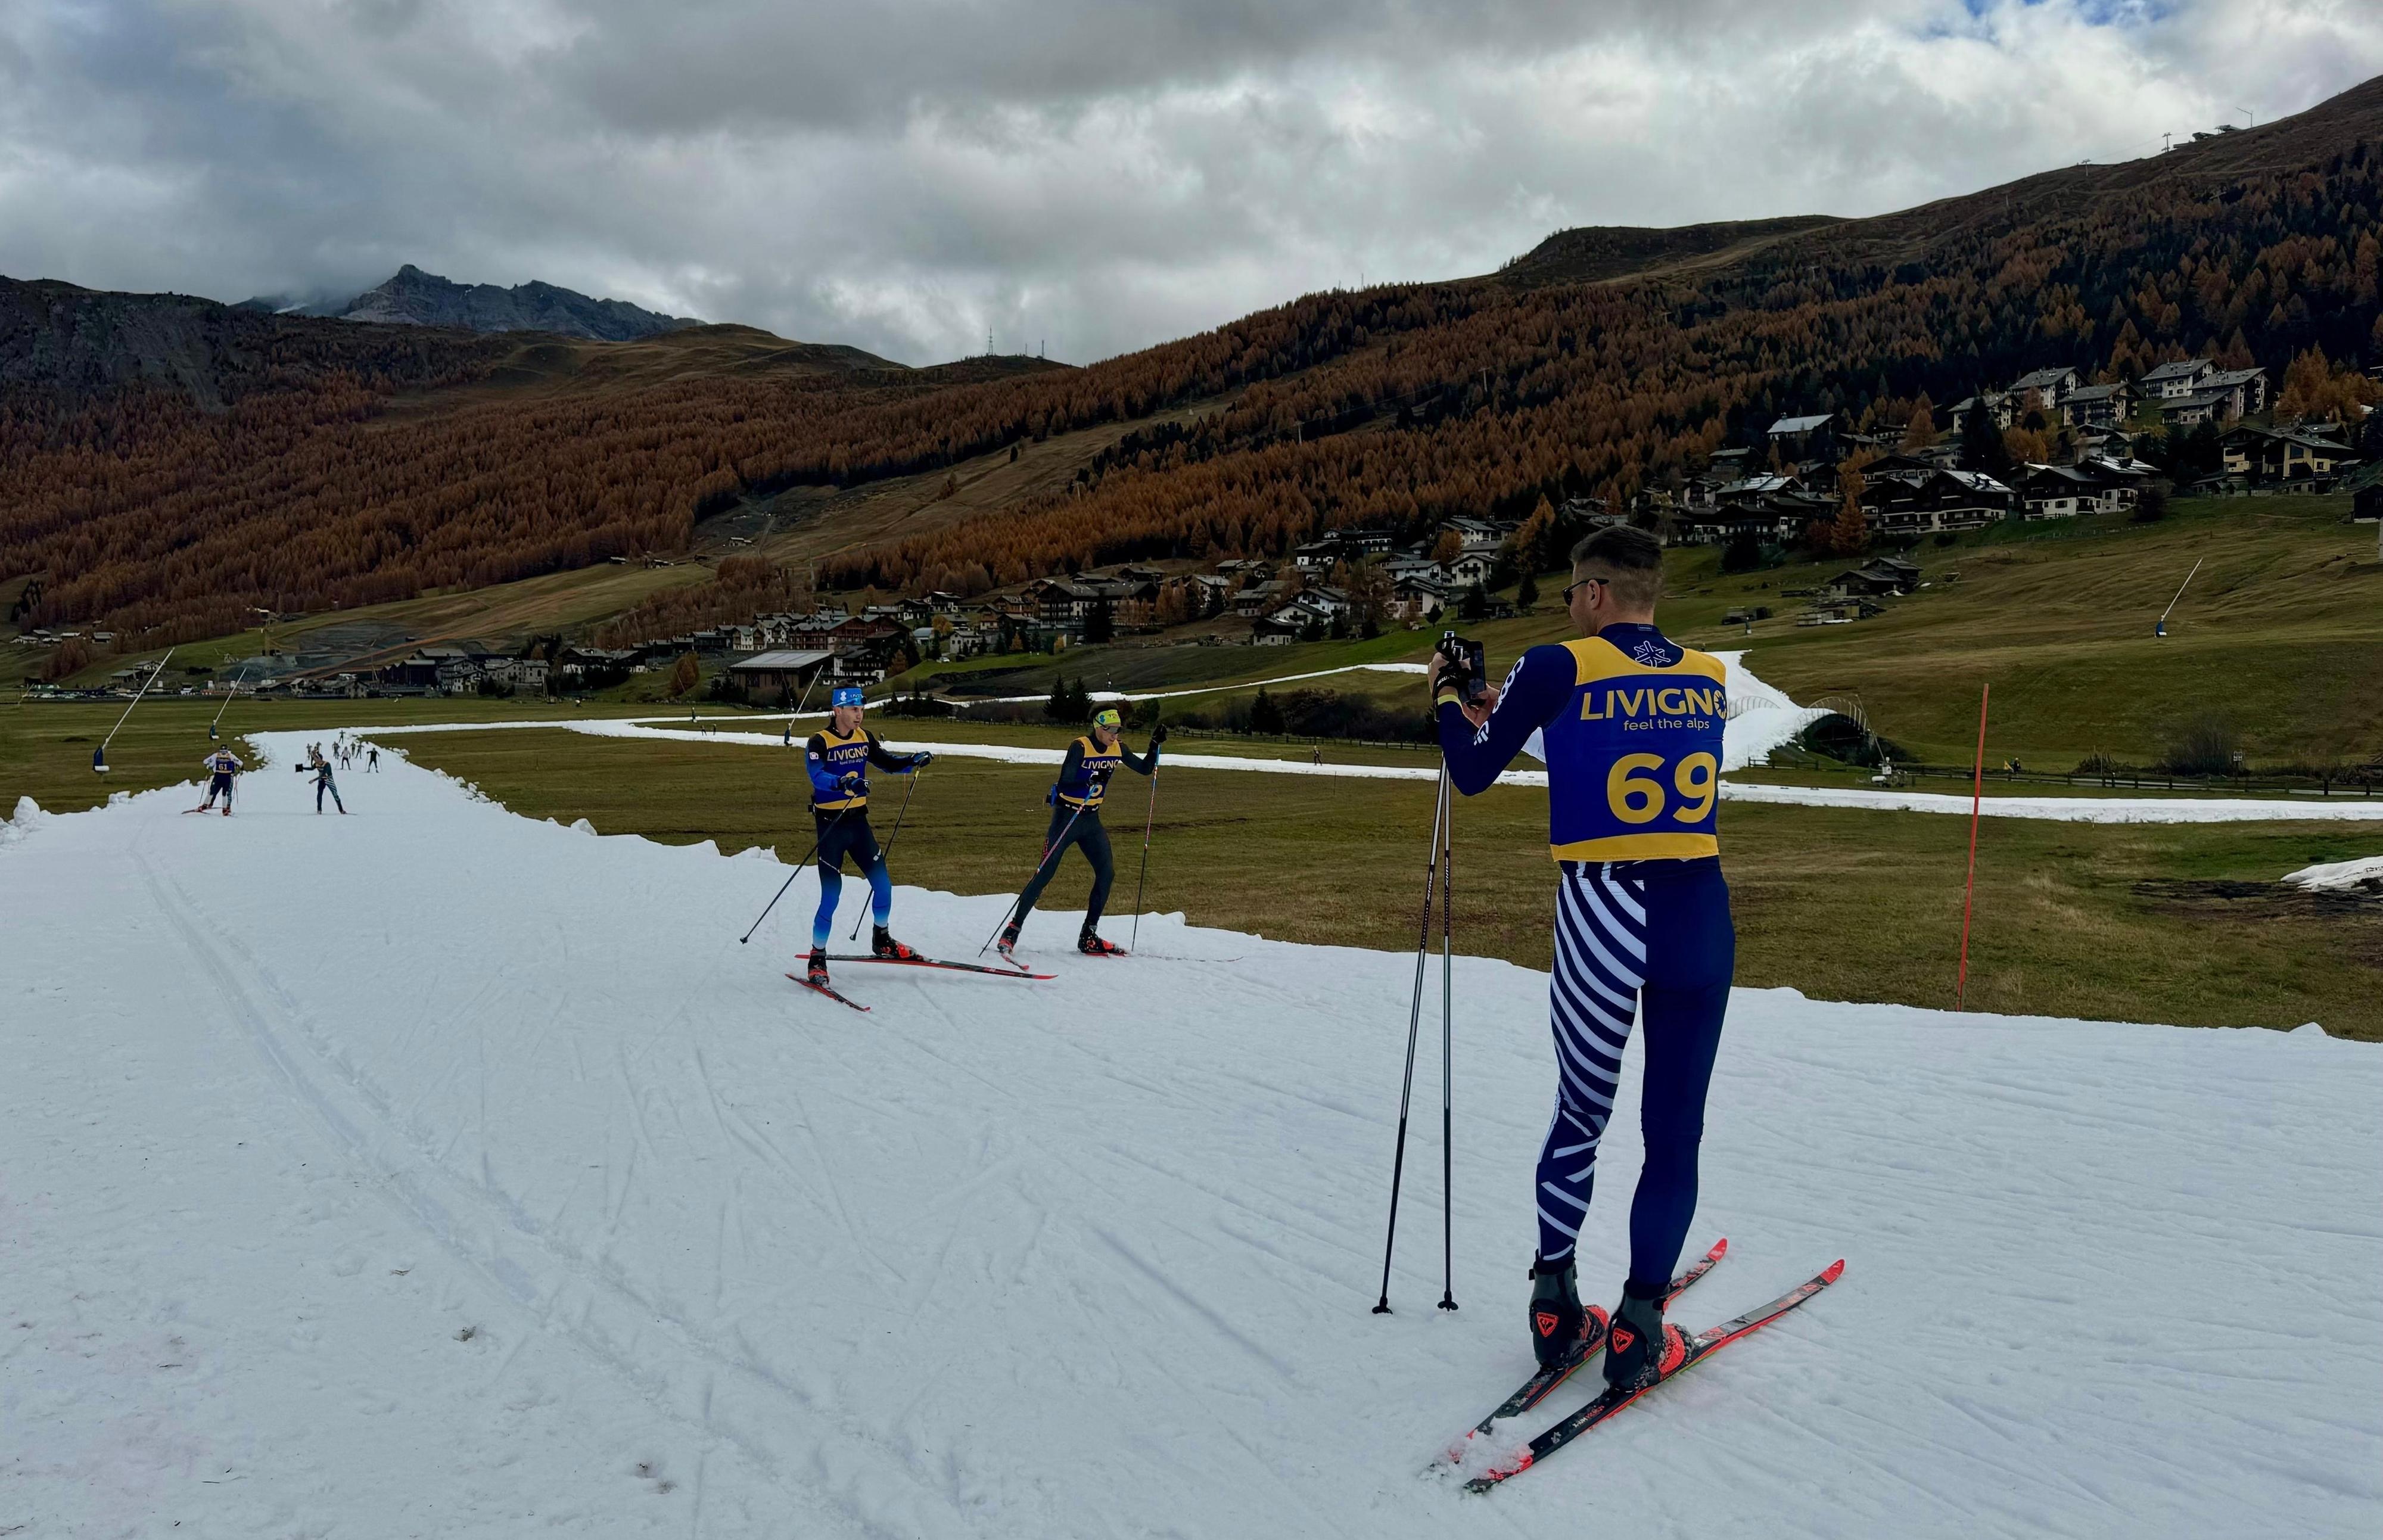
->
[237, 263, 700, 341]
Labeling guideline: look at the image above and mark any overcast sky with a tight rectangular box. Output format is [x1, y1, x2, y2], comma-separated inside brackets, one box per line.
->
[4, 2, 2380, 366]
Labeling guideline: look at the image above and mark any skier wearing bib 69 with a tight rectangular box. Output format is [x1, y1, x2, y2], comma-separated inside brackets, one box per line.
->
[1431, 524, 1735, 1394]
[802, 687, 932, 987]
[997, 706, 1163, 959]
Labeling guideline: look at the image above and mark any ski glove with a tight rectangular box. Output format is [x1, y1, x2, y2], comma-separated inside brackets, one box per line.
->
[839, 772, 864, 791]
[910, 751, 934, 769]
[1149, 724, 1170, 746]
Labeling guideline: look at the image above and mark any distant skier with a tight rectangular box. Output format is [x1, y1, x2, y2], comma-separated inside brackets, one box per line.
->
[300, 746, 348, 814]
[367, 745, 379, 772]
[1431, 525, 1734, 1394]
[997, 707, 1164, 959]
[800, 686, 931, 986]
[192, 747, 244, 815]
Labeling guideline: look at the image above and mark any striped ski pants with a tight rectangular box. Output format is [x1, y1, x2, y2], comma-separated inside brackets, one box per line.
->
[1539, 855, 1734, 1292]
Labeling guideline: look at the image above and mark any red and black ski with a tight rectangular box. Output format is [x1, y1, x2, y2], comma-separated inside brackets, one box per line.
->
[786, 973, 870, 1012]
[1461, 1259, 1844, 1494]
[825, 954, 1054, 980]
[1443, 1238, 1727, 1463]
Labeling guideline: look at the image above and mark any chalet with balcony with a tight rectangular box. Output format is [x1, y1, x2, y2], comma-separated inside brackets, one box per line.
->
[1856, 468, 2017, 534]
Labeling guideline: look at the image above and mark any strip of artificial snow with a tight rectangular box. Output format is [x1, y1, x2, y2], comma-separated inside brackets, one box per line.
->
[356, 713, 2383, 823]
[624, 658, 1440, 720]
[1, 744, 2375, 1538]
[2284, 854, 2383, 888]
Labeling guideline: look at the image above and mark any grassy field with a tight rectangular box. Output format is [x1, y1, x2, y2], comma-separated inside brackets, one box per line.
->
[12, 698, 2374, 1034]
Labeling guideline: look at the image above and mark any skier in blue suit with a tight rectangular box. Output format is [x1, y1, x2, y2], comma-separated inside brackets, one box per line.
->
[1433, 525, 1735, 1392]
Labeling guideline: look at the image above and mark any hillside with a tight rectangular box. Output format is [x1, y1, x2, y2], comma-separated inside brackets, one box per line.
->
[6, 75, 2383, 658]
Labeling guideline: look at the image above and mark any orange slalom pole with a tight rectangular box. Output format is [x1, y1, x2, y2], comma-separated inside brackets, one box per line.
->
[1956, 683, 1990, 1010]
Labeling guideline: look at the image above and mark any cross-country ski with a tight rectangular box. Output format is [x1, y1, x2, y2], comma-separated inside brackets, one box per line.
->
[1445, 1236, 1728, 1460]
[1460, 1259, 1848, 1493]
[823, 953, 1056, 980]
[786, 972, 872, 1011]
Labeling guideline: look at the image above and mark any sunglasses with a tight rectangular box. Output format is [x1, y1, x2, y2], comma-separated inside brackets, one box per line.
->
[1561, 575, 1608, 605]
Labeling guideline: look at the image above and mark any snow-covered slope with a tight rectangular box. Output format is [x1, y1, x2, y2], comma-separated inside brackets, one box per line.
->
[5, 738, 2377, 1536]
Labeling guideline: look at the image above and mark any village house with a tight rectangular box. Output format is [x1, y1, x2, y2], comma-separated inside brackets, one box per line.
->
[1250, 612, 1302, 645]
[2061, 381, 2135, 428]
[2219, 424, 2359, 487]
[1765, 413, 1836, 461]
[1444, 545, 1500, 587]
[2014, 463, 2125, 519]
[2139, 359, 2217, 400]
[1818, 557, 1921, 603]
[725, 649, 833, 704]
[1232, 579, 1292, 618]
[1856, 467, 2018, 535]
[2160, 391, 2232, 427]
[1436, 515, 1516, 546]
[1159, 571, 1234, 620]
[1029, 574, 1158, 629]
[2151, 365, 2270, 427]
[1291, 528, 1396, 571]
[2006, 366, 2079, 410]
[1390, 571, 1454, 623]
[1947, 391, 2015, 433]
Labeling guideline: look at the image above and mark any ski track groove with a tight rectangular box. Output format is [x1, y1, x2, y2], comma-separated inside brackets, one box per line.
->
[132, 847, 991, 1539]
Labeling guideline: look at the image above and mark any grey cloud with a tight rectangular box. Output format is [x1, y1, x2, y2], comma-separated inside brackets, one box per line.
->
[1, 1, 2379, 366]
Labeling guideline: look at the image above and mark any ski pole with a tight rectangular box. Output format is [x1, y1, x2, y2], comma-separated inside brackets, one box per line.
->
[739, 802, 857, 944]
[1127, 768, 1159, 953]
[1438, 787, 1458, 1314]
[978, 798, 1088, 956]
[1374, 764, 1450, 1314]
[845, 767, 925, 942]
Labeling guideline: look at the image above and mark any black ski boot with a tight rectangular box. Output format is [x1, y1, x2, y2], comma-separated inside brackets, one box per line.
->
[996, 919, 1022, 963]
[1528, 1255, 1591, 1371]
[872, 926, 920, 962]
[805, 947, 831, 987]
[1603, 1276, 1687, 1391]
[1078, 927, 1124, 956]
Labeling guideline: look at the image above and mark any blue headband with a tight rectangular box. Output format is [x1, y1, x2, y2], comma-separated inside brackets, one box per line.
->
[831, 686, 864, 708]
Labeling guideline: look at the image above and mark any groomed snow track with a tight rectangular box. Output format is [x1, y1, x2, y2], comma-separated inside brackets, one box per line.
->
[4, 737, 2378, 1536]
